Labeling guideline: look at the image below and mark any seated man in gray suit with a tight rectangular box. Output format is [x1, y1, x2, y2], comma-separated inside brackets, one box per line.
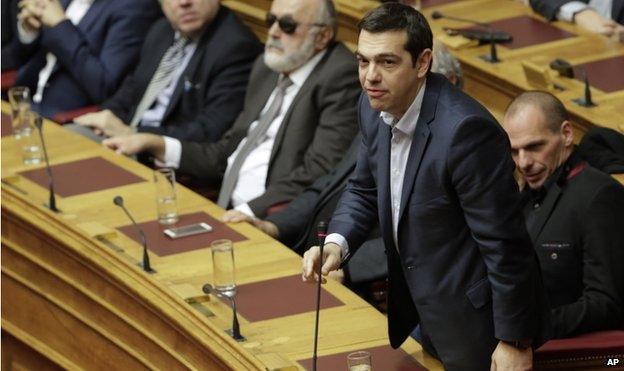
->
[103, 0, 360, 218]
[503, 91, 624, 338]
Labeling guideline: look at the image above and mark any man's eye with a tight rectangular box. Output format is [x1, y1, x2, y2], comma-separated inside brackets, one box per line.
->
[383, 60, 395, 66]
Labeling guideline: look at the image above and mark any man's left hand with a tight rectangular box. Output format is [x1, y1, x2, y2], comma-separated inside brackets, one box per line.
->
[490, 341, 532, 371]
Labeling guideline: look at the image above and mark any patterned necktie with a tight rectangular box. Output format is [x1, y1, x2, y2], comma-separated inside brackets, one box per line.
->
[217, 75, 294, 208]
[130, 37, 188, 127]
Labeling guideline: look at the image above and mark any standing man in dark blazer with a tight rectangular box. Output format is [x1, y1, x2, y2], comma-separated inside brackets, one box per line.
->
[503, 91, 624, 339]
[530, 0, 624, 40]
[12, 0, 160, 118]
[75, 0, 261, 143]
[104, 0, 360, 219]
[303, 4, 550, 370]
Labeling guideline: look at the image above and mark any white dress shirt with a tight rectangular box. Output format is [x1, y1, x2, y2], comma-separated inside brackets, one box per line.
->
[325, 81, 427, 257]
[139, 38, 198, 127]
[161, 51, 327, 216]
[17, 0, 94, 103]
[558, 0, 612, 22]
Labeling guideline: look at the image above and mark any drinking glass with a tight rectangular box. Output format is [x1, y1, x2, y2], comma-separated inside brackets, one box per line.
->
[17, 111, 43, 165]
[8, 86, 31, 138]
[347, 351, 372, 371]
[211, 239, 236, 296]
[153, 168, 179, 225]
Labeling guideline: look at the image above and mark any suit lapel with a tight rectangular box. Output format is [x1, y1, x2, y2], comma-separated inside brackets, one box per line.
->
[398, 77, 438, 222]
[76, 0, 103, 34]
[378, 121, 394, 245]
[528, 183, 563, 242]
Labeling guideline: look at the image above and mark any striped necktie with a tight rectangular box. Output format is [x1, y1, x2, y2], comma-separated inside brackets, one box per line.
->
[130, 37, 188, 128]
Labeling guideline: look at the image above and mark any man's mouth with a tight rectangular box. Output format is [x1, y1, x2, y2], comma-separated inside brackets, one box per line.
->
[366, 89, 387, 98]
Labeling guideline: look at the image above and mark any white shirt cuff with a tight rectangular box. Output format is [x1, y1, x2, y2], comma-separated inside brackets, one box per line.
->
[17, 20, 39, 44]
[234, 203, 255, 217]
[557, 2, 590, 22]
[156, 136, 182, 169]
[325, 233, 350, 259]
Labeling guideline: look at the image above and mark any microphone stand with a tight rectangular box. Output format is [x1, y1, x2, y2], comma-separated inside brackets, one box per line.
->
[312, 221, 328, 371]
[34, 116, 60, 212]
[479, 28, 500, 64]
[572, 68, 596, 107]
[113, 196, 155, 273]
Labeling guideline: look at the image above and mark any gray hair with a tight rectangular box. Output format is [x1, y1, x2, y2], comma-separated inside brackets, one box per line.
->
[431, 40, 463, 88]
[317, 0, 338, 39]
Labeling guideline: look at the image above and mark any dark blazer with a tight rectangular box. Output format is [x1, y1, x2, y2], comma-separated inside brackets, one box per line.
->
[1, 0, 20, 71]
[524, 157, 624, 339]
[103, 6, 261, 142]
[530, 0, 624, 23]
[178, 42, 360, 217]
[329, 73, 551, 370]
[578, 127, 624, 174]
[13, 0, 161, 118]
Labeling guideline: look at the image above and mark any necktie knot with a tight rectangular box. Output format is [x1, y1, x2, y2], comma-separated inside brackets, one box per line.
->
[277, 75, 293, 92]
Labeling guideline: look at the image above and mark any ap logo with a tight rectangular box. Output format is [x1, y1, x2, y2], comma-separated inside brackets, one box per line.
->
[606, 358, 620, 367]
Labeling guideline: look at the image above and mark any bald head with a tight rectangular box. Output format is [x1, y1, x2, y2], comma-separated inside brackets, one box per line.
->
[504, 91, 569, 133]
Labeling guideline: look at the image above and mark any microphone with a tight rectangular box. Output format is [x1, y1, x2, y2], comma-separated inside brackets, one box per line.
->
[573, 68, 596, 108]
[34, 116, 60, 213]
[431, 11, 508, 63]
[312, 221, 328, 371]
[113, 196, 154, 273]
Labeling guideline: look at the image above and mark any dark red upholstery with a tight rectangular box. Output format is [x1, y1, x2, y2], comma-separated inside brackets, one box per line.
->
[51, 105, 99, 124]
[535, 331, 624, 370]
[1, 70, 17, 92]
[266, 201, 288, 216]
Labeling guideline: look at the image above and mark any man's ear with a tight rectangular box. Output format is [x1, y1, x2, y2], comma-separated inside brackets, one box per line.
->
[416, 49, 432, 78]
[560, 120, 574, 146]
[315, 26, 334, 51]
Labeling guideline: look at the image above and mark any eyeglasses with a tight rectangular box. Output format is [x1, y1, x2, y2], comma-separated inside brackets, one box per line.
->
[265, 12, 326, 35]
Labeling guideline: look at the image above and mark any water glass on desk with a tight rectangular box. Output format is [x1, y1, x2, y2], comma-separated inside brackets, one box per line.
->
[347, 351, 372, 371]
[211, 239, 236, 295]
[153, 168, 179, 225]
[17, 111, 43, 165]
[8, 86, 31, 138]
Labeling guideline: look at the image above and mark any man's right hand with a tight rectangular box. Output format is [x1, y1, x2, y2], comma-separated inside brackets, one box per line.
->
[102, 133, 164, 158]
[18, 0, 44, 33]
[573, 8, 619, 37]
[74, 109, 132, 137]
[302, 243, 342, 283]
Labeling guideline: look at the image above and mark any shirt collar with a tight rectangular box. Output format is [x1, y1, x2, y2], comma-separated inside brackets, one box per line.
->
[285, 49, 327, 88]
[380, 80, 427, 137]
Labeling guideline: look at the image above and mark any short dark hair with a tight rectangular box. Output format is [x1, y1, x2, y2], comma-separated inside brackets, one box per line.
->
[358, 3, 433, 67]
[506, 91, 569, 133]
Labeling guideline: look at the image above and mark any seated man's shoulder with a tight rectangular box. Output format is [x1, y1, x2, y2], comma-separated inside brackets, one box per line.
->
[570, 164, 624, 196]
[322, 42, 357, 73]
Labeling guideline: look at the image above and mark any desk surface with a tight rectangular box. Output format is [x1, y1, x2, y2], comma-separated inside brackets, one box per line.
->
[0, 104, 442, 370]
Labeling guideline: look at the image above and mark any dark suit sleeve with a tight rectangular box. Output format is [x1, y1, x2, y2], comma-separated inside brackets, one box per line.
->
[530, 0, 581, 21]
[137, 35, 262, 142]
[551, 181, 624, 338]
[247, 59, 360, 216]
[328, 99, 380, 253]
[448, 116, 541, 342]
[39, 0, 158, 103]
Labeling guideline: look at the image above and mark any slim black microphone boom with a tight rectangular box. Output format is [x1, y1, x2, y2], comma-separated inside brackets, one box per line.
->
[35, 116, 60, 213]
[312, 221, 328, 371]
[430, 10, 491, 28]
[113, 196, 154, 273]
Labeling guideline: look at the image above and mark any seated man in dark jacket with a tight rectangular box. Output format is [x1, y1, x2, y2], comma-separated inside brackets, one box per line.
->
[11, 0, 160, 118]
[503, 91, 624, 338]
[74, 0, 261, 143]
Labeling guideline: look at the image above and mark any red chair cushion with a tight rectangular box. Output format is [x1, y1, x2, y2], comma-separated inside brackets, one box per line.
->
[535, 331, 624, 370]
[1, 70, 17, 92]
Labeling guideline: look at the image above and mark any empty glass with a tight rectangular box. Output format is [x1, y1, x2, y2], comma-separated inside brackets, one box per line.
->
[153, 168, 179, 225]
[347, 351, 372, 371]
[17, 111, 43, 165]
[211, 239, 236, 296]
[8, 86, 32, 138]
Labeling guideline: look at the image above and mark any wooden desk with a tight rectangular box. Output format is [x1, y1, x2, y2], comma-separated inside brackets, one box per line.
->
[1, 105, 442, 370]
[224, 0, 623, 140]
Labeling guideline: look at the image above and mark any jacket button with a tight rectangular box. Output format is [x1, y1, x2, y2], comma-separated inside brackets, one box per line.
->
[407, 265, 415, 270]
[550, 252, 558, 260]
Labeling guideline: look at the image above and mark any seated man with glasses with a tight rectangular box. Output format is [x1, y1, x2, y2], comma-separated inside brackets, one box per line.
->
[103, 0, 360, 219]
